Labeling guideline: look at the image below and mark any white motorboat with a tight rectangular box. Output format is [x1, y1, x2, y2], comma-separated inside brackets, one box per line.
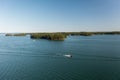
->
[64, 54, 72, 58]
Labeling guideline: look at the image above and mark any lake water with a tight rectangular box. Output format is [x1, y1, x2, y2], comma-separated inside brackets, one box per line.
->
[0, 35, 120, 80]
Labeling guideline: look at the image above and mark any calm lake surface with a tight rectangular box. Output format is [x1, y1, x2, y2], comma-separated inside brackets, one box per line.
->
[0, 35, 120, 80]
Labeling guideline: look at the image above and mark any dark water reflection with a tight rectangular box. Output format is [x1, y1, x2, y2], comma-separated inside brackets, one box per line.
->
[0, 35, 120, 80]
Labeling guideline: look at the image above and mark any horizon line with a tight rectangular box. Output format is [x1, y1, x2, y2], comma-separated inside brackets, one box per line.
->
[0, 31, 120, 33]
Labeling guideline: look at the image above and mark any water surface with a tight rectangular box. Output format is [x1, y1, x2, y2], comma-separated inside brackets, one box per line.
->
[0, 35, 120, 80]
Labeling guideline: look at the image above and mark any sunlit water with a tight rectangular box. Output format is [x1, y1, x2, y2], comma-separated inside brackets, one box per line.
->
[0, 35, 120, 80]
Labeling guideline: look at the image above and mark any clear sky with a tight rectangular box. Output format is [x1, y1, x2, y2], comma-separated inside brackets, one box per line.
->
[0, 0, 120, 32]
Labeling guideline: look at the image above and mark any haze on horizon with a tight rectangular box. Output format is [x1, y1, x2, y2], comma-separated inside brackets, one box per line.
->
[0, 0, 120, 33]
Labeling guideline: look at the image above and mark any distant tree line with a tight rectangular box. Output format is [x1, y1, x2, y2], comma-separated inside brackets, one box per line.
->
[5, 31, 120, 41]
[5, 33, 26, 36]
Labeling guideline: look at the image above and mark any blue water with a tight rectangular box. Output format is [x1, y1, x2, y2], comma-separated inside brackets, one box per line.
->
[0, 35, 120, 80]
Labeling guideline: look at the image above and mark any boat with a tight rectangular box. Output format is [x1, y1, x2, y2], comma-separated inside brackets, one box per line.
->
[64, 54, 72, 58]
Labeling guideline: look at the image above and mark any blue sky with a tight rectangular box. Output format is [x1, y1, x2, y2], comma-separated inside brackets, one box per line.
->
[0, 0, 120, 32]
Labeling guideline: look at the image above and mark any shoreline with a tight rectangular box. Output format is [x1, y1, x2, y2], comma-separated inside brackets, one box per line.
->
[4, 31, 120, 41]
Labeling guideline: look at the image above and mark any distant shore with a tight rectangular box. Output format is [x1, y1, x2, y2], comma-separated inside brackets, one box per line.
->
[4, 31, 120, 41]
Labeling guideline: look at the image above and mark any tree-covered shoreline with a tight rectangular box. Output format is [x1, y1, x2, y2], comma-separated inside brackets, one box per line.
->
[5, 31, 120, 41]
